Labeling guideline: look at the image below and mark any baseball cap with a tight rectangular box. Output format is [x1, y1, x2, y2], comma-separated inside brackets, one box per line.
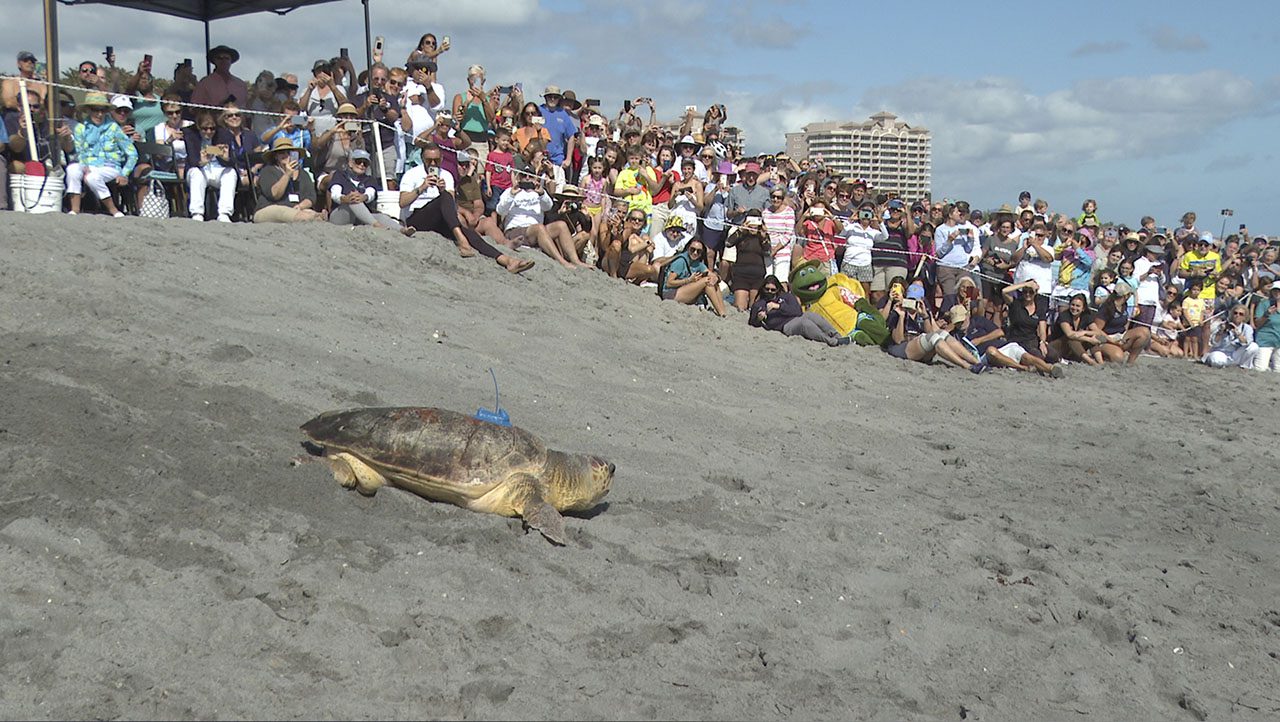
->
[455, 150, 472, 163]
[948, 305, 969, 323]
[906, 284, 926, 300]
[888, 199, 905, 210]
[110, 95, 133, 110]
[18, 51, 37, 63]
[349, 149, 371, 162]
[1271, 280, 1280, 291]
[740, 162, 762, 175]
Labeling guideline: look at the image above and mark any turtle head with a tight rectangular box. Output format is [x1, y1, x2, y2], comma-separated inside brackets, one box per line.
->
[542, 450, 614, 512]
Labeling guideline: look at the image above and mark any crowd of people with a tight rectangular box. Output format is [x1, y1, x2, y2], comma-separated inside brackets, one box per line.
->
[3, 40, 1278, 374]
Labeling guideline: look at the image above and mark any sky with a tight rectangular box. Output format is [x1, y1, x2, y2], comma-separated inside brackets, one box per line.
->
[4, 0, 1279, 231]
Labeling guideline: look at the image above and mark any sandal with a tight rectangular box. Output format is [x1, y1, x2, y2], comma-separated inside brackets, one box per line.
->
[507, 258, 536, 274]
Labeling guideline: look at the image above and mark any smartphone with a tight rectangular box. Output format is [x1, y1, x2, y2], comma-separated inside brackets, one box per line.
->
[584, 98, 600, 108]
[532, 116, 545, 126]
[290, 115, 307, 127]
[469, 75, 481, 89]
[623, 100, 632, 112]
[442, 35, 451, 47]
[105, 46, 113, 59]
[340, 47, 349, 59]
[143, 53, 153, 67]
[685, 105, 697, 114]
[1240, 224, 1247, 231]
[427, 166, 440, 178]
[184, 58, 192, 67]
[496, 85, 513, 94]
[374, 36, 384, 54]
[902, 299, 919, 311]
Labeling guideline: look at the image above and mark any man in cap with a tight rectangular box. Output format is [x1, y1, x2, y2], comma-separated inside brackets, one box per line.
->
[537, 85, 579, 170]
[327, 148, 403, 229]
[1178, 233, 1222, 301]
[2, 51, 47, 115]
[726, 161, 768, 227]
[192, 45, 249, 109]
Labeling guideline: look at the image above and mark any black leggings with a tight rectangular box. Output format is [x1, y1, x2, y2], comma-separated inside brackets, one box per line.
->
[406, 194, 503, 260]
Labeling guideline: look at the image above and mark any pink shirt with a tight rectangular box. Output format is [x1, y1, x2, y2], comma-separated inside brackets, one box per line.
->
[191, 72, 250, 109]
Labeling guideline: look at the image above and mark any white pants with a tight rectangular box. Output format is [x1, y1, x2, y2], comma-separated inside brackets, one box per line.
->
[1204, 343, 1259, 369]
[188, 165, 237, 217]
[1252, 346, 1280, 372]
[66, 163, 122, 200]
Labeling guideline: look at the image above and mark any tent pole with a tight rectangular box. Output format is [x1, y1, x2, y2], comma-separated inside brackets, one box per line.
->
[42, 0, 60, 166]
[363, 0, 373, 76]
[204, 19, 212, 75]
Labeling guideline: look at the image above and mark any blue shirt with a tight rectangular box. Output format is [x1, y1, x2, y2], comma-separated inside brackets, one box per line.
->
[538, 104, 578, 165]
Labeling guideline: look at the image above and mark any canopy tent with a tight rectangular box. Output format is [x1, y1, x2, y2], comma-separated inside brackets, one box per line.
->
[45, 0, 373, 79]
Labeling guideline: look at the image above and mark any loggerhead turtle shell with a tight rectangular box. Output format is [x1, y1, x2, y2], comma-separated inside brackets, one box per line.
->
[301, 407, 548, 499]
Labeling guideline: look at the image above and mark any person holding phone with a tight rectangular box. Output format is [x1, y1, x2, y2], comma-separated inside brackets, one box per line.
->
[253, 136, 322, 223]
[261, 99, 313, 151]
[300, 60, 345, 135]
[537, 85, 579, 169]
[660, 239, 726, 316]
[452, 65, 496, 171]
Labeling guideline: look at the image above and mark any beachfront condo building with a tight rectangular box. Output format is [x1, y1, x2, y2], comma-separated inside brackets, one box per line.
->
[785, 112, 931, 199]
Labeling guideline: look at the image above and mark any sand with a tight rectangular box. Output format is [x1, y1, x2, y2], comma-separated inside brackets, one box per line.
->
[1, 212, 1278, 720]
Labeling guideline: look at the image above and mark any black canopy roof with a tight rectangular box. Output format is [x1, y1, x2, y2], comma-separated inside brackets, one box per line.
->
[58, 0, 344, 22]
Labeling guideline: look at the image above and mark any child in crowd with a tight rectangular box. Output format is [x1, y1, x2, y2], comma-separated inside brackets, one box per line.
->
[1181, 278, 1207, 359]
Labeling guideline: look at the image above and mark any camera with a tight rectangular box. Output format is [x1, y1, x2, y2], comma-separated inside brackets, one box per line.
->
[290, 115, 307, 127]
[517, 180, 535, 190]
[902, 299, 919, 311]
[565, 201, 581, 212]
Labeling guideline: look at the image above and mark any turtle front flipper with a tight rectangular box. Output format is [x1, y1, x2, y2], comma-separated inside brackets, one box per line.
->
[324, 452, 387, 497]
[470, 473, 568, 546]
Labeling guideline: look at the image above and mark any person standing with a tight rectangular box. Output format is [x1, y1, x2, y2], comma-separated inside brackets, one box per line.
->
[191, 46, 249, 108]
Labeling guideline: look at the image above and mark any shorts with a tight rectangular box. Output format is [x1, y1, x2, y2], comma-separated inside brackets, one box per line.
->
[918, 330, 949, 353]
[996, 341, 1028, 363]
[886, 341, 910, 359]
[842, 263, 873, 283]
[505, 225, 536, 247]
[661, 287, 678, 301]
[702, 226, 726, 252]
[871, 265, 908, 291]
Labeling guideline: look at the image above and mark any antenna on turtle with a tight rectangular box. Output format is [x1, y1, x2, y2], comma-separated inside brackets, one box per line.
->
[474, 368, 511, 427]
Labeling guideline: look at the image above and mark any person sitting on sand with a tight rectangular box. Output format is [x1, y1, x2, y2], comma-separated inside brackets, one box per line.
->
[253, 137, 324, 223]
[884, 285, 982, 370]
[399, 142, 535, 274]
[1050, 292, 1107, 365]
[748, 275, 850, 346]
[1090, 283, 1151, 365]
[1202, 305, 1258, 369]
[1147, 300, 1187, 359]
[496, 173, 589, 269]
[326, 149, 404, 230]
[659, 239, 726, 316]
[1001, 279, 1061, 366]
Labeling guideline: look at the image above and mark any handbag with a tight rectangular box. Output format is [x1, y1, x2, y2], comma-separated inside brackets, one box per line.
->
[138, 178, 170, 219]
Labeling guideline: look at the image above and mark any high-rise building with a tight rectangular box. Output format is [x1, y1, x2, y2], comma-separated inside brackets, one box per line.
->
[784, 112, 931, 199]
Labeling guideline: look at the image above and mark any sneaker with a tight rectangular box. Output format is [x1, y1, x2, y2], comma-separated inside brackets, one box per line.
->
[191, 214, 204, 222]
[833, 337, 853, 347]
[216, 214, 232, 223]
[112, 212, 125, 218]
[969, 360, 989, 374]
[67, 211, 78, 216]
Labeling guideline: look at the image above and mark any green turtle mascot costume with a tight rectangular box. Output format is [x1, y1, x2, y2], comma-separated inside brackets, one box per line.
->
[789, 260, 890, 346]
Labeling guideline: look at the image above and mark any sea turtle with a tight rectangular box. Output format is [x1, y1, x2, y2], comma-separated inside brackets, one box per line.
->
[299, 407, 615, 545]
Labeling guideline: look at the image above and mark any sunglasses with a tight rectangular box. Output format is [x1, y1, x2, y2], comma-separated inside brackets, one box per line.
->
[627, 217, 645, 223]
[223, 113, 241, 119]
[164, 109, 182, 116]
[79, 68, 95, 73]
[352, 158, 370, 165]
[689, 247, 705, 254]
[771, 195, 785, 200]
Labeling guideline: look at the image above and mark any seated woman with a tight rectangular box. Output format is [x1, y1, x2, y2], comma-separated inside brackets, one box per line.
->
[1203, 305, 1258, 369]
[1049, 292, 1106, 364]
[660, 239, 726, 316]
[1001, 279, 1062, 367]
[1090, 283, 1152, 365]
[494, 170, 586, 269]
[183, 109, 239, 221]
[253, 137, 325, 223]
[544, 186, 596, 266]
[326, 149, 405, 231]
[725, 210, 771, 311]
[399, 141, 534, 274]
[884, 286, 982, 370]
[65, 92, 137, 217]
[749, 275, 849, 346]
[618, 214, 683, 284]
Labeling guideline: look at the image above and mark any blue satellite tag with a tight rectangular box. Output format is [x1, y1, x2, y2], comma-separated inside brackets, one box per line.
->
[474, 369, 511, 427]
